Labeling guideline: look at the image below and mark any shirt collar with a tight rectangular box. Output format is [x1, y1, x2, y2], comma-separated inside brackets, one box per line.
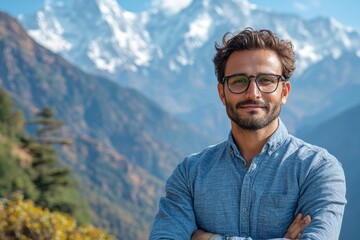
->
[265, 118, 289, 155]
[227, 118, 289, 157]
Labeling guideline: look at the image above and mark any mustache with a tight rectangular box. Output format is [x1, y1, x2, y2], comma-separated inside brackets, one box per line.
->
[235, 100, 267, 108]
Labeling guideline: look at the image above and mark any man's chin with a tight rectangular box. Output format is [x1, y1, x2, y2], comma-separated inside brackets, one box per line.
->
[233, 116, 273, 131]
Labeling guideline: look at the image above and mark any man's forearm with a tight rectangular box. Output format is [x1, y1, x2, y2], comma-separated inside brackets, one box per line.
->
[191, 214, 311, 240]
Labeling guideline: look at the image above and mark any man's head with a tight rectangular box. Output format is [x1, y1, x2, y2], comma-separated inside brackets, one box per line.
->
[213, 27, 296, 84]
[214, 28, 294, 131]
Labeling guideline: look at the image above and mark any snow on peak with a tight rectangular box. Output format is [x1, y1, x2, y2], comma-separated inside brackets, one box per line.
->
[329, 16, 352, 32]
[331, 48, 342, 59]
[28, 11, 72, 53]
[295, 42, 323, 72]
[44, 0, 64, 9]
[185, 12, 212, 49]
[19, 0, 360, 77]
[152, 0, 193, 15]
[357, 50, 360, 58]
[25, 0, 155, 73]
[234, 0, 257, 11]
[94, 0, 153, 72]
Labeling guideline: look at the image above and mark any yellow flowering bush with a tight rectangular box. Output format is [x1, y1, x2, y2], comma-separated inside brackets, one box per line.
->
[0, 196, 113, 240]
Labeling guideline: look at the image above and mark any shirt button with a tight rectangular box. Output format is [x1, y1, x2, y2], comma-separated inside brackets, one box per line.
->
[246, 176, 251, 181]
[242, 208, 247, 213]
[250, 163, 257, 170]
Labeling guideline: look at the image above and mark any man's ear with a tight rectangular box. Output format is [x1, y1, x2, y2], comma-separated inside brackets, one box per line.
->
[217, 83, 226, 106]
[281, 81, 291, 105]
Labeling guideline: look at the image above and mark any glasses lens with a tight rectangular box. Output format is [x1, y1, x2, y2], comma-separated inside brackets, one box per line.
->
[228, 75, 250, 93]
[256, 74, 279, 93]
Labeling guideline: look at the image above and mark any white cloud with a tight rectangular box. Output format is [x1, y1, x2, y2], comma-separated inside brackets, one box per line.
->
[152, 0, 193, 15]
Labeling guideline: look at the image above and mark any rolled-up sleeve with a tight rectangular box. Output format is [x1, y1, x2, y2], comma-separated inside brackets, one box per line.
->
[297, 155, 347, 240]
[149, 159, 197, 239]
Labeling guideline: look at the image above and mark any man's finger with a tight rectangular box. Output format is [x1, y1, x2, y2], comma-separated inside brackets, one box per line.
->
[284, 214, 311, 239]
[293, 213, 302, 225]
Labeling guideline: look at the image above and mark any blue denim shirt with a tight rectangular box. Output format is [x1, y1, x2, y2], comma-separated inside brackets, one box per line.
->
[149, 120, 346, 240]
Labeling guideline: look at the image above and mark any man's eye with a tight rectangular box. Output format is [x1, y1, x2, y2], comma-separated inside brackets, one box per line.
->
[231, 77, 248, 84]
[258, 77, 275, 85]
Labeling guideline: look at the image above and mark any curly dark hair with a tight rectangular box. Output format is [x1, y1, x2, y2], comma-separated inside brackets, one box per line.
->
[213, 27, 296, 83]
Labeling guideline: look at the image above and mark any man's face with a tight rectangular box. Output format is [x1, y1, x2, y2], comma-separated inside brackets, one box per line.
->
[217, 49, 290, 131]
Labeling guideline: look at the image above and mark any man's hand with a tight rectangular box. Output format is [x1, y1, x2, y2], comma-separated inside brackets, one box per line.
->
[191, 229, 215, 240]
[284, 213, 311, 239]
[191, 213, 312, 240]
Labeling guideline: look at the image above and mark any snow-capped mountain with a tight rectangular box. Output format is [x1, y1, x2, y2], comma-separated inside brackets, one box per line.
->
[19, 0, 360, 140]
[20, 0, 155, 73]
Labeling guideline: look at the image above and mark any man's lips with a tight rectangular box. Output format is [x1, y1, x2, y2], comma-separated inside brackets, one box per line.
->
[235, 101, 268, 111]
[239, 104, 265, 110]
[240, 104, 264, 108]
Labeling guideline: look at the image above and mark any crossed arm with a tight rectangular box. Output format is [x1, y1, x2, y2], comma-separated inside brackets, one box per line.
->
[191, 213, 312, 240]
[150, 154, 346, 239]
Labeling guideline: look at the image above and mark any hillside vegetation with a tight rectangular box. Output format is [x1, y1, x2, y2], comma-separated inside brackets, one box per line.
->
[0, 87, 112, 239]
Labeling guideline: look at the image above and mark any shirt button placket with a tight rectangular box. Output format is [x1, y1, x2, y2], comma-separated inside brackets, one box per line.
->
[239, 175, 251, 235]
[239, 160, 257, 237]
[239, 180, 250, 236]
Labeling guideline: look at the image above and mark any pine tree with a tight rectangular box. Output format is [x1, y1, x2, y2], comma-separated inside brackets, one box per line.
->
[0, 88, 90, 224]
[28, 106, 72, 145]
[0, 88, 37, 200]
[23, 106, 90, 224]
[0, 88, 25, 137]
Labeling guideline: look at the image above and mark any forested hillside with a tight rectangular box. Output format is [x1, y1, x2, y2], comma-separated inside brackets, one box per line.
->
[0, 12, 211, 238]
[0, 87, 112, 239]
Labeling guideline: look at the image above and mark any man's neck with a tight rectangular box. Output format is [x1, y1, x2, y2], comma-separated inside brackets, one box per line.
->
[231, 119, 279, 165]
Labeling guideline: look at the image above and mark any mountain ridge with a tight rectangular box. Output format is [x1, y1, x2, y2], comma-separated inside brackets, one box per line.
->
[298, 103, 360, 240]
[3, 0, 360, 237]
[17, 0, 360, 141]
[0, 11, 210, 239]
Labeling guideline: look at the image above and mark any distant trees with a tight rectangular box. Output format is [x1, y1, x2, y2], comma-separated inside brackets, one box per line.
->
[0, 88, 36, 201]
[27, 106, 72, 145]
[0, 87, 111, 238]
[22, 106, 90, 224]
[0, 88, 25, 137]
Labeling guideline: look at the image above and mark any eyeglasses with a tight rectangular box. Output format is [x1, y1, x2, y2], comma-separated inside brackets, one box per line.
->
[222, 73, 287, 94]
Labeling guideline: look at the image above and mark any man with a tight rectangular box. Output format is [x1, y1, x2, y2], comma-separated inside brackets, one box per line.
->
[149, 28, 346, 240]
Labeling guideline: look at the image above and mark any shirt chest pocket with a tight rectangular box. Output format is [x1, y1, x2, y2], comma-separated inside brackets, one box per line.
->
[257, 194, 298, 239]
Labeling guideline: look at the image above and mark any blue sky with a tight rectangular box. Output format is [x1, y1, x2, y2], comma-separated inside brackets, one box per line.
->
[0, 0, 359, 30]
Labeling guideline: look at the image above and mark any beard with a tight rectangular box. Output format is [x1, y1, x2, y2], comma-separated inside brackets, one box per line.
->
[225, 98, 282, 131]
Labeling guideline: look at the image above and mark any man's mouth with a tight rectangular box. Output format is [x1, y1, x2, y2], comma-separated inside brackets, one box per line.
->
[239, 105, 265, 113]
[240, 104, 264, 108]
[236, 101, 267, 110]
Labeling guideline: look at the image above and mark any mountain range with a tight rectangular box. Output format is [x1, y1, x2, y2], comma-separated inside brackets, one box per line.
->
[299, 103, 360, 240]
[0, 11, 210, 239]
[1, 0, 360, 238]
[17, 0, 360, 140]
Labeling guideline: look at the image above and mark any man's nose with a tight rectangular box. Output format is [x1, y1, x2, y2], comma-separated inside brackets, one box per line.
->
[244, 80, 261, 99]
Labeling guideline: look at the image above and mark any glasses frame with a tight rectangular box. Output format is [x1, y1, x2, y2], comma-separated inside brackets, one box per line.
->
[221, 73, 287, 94]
